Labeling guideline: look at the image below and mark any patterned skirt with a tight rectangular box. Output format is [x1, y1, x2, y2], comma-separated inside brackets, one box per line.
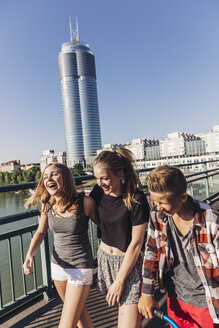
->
[95, 248, 143, 305]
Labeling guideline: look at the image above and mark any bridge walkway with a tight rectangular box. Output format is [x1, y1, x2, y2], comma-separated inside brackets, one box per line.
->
[0, 287, 168, 328]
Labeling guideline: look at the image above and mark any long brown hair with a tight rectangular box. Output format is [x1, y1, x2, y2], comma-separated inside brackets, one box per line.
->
[25, 163, 80, 214]
[93, 148, 141, 210]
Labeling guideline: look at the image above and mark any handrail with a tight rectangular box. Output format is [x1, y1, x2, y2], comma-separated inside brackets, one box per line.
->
[0, 182, 37, 193]
[186, 168, 219, 179]
[0, 210, 39, 225]
[0, 175, 95, 193]
[202, 191, 219, 204]
[137, 159, 219, 173]
[187, 171, 219, 184]
[0, 223, 39, 240]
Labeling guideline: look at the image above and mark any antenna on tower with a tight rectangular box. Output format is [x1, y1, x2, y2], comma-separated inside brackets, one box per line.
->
[69, 16, 80, 42]
[69, 16, 73, 41]
[76, 16, 79, 41]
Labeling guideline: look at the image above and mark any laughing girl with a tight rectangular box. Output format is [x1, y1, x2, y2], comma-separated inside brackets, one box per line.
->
[90, 148, 150, 328]
[23, 163, 96, 328]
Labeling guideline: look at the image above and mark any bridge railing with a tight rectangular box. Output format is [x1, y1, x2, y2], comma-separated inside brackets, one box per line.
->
[0, 210, 53, 317]
[0, 160, 219, 318]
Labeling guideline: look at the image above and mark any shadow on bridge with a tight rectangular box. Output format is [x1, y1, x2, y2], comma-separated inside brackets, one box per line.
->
[1, 287, 168, 328]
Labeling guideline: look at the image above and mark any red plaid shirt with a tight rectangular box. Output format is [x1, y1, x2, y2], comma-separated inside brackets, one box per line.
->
[142, 197, 219, 323]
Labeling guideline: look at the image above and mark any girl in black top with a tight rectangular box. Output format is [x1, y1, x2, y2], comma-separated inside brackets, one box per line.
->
[90, 148, 150, 328]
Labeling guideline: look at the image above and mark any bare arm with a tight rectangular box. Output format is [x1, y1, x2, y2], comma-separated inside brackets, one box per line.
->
[23, 211, 49, 274]
[106, 222, 147, 306]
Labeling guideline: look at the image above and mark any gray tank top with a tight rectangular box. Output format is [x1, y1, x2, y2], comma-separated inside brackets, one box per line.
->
[164, 216, 207, 308]
[48, 203, 94, 269]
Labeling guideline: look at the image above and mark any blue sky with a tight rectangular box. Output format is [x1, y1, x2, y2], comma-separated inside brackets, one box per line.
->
[0, 0, 219, 164]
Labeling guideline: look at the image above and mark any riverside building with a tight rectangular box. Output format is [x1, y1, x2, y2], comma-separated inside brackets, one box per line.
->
[58, 19, 101, 168]
[40, 150, 67, 172]
[97, 125, 219, 172]
[160, 132, 206, 158]
[0, 160, 20, 173]
[196, 125, 219, 154]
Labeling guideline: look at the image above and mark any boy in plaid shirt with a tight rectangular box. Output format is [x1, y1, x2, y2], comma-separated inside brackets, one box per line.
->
[138, 165, 219, 327]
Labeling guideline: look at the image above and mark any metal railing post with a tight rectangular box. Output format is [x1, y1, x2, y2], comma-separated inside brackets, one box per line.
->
[203, 162, 210, 199]
[8, 238, 15, 302]
[40, 232, 53, 300]
[0, 275, 3, 310]
[39, 214, 53, 300]
[189, 183, 194, 197]
[89, 220, 95, 257]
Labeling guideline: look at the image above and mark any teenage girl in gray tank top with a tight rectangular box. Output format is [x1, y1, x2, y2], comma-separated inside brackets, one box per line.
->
[23, 163, 97, 328]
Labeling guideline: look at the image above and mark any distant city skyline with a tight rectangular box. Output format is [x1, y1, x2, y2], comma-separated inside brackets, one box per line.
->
[0, 0, 219, 164]
[4, 124, 217, 166]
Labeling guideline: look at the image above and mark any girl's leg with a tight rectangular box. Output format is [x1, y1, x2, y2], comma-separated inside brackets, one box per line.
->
[77, 307, 94, 328]
[58, 283, 92, 328]
[118, 304, 142, 328]
[54, 280, 93, 328]
[54, 280, 67, 301]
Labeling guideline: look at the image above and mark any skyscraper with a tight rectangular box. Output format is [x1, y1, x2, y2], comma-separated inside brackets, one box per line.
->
[58, 19, 101, 167]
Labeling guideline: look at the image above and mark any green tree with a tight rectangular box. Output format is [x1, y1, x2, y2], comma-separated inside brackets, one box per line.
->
[25, 167, 40, 182]
[0, 167, 41, 185]
[71, 164, 84, 177]
[17, 175, 23, 184]
[16, 168, 23, 184]
[11, 171, 18, 184]
[0, 172, 5, 185]
[21, 169, 28, 182]
[35, 170, 41, 182]
[4, 172, 11, 185]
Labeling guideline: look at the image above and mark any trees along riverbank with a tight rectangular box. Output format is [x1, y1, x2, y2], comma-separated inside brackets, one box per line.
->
[0, 164, 90, 186]
[0, 167, 41, 185]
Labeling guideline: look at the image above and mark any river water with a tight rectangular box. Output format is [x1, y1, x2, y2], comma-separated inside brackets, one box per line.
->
[0, 191, 45, 305]
[0, 175, 218, 306]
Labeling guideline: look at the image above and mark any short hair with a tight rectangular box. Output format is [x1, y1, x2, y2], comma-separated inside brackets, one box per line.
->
[147, 165, 187, 195]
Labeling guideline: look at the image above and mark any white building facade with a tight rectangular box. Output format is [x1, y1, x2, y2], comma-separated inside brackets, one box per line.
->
[196, 125, 219, 154]
[40, 150, 67, 172]
[94, 125, 219, 171]
[0, 160, 21, 173]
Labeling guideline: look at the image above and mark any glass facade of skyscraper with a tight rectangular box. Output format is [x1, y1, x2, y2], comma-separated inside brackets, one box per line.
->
[58, 40, 101, 167]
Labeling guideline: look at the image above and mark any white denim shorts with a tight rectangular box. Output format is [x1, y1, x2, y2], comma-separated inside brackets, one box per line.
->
[51, 262, 93, 286]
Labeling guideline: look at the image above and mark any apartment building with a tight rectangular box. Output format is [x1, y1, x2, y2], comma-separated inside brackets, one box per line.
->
[40, 150, 67, 172]
[0, 160, 21, 173]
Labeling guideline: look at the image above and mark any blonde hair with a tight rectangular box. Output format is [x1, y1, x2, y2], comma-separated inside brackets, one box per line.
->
[93, 148, 141, 210]
[25, 163, 81, 214]
[147, 165, 187, 196]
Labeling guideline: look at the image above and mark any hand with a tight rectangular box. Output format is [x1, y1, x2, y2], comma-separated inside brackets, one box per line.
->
[106, 280, 125, 306]
[138, 295, 159, 319]
[23, 255, 34, 275]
